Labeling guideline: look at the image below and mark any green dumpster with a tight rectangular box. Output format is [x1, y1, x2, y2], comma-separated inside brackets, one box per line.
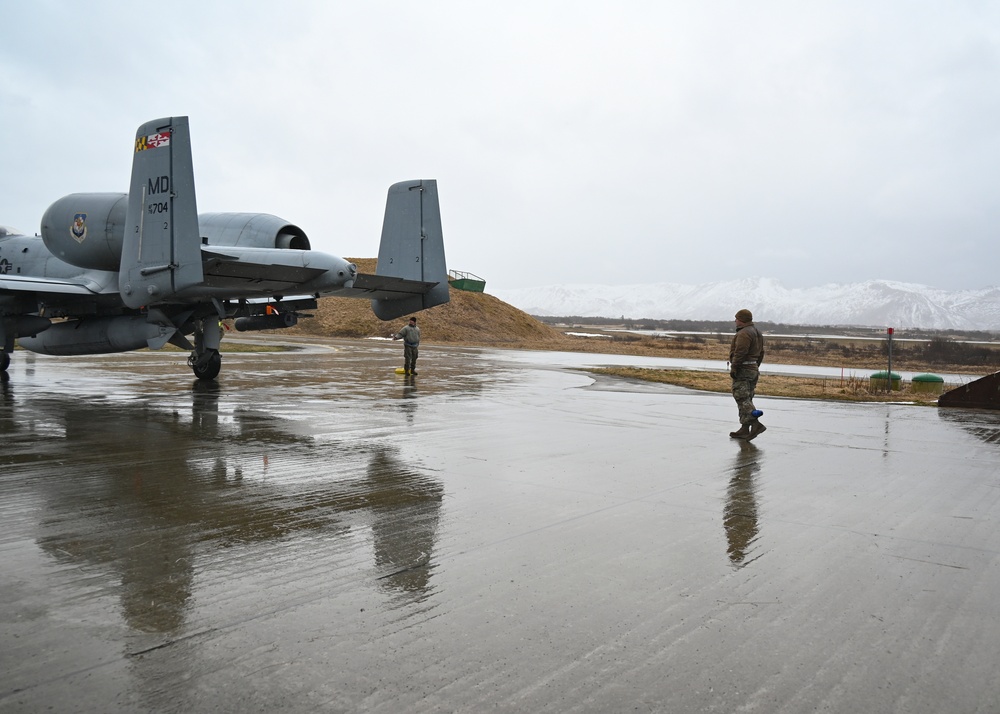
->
[447, 269, 486, 292]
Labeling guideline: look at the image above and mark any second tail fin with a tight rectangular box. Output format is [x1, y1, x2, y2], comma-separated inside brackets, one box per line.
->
[371, 180, 449, 320]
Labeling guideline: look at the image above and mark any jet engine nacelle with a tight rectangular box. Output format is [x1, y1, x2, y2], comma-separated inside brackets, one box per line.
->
[41, 193, 129, 271]
[18, 316, 175, 356]
[198, 213, 311, 250]
[41, 193, 311, 273]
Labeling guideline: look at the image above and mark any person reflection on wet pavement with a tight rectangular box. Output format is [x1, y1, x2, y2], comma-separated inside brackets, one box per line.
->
[400, 374, 417, 424]
[724, 441, 762, 568]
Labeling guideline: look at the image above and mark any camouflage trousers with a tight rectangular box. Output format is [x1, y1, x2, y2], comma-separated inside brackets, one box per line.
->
[731, 367, 759, 425]
[403, 344, 419, 373]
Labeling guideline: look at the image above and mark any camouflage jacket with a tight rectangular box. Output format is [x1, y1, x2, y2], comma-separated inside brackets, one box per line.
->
[729, 323, 764, 367]
[395, 324, 420, 347]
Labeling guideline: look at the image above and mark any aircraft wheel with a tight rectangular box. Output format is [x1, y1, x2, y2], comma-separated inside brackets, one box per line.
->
[192, 350, 221, 381]
[0, 351, 9, 372]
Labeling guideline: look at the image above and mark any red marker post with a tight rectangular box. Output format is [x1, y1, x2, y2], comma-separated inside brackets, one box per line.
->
[886, 327, 894, 392]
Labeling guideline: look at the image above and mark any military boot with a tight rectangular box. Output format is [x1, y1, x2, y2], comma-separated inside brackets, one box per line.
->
[729, 423, 752, 439]
[746, 421, 767, 441]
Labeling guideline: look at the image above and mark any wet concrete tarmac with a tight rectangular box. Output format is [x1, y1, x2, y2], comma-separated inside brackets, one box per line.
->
[2, 338, 999, 713]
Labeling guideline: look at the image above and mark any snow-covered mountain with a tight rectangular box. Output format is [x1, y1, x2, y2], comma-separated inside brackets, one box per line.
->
[491, 278, 1000, 331]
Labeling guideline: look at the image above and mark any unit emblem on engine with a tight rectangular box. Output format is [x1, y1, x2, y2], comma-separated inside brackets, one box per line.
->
[71, 213, 88, 243]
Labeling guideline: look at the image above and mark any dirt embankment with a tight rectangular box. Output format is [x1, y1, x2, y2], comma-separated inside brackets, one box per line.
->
[288, 258, 570, 347]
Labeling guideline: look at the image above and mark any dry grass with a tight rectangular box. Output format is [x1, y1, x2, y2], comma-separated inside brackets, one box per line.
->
[592, 367, 944, 405]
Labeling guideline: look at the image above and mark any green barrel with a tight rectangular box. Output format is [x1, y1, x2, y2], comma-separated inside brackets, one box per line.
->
[870, 371, 902, 391]
[911, 373, 944, 394]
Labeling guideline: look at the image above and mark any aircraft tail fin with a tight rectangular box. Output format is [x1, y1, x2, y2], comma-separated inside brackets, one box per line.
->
[371, 180, 449, 321]
[119, 116, 204, 308]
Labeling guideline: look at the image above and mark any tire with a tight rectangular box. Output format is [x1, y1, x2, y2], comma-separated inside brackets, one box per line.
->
[0, 351, 9, 372]
[192, 350, 221, 381]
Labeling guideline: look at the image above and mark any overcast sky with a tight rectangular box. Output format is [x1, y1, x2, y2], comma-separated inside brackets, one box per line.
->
[2, 1, 998, 291]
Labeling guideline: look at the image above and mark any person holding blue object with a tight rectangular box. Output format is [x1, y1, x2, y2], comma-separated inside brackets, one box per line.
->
[728, 309, 766, 440]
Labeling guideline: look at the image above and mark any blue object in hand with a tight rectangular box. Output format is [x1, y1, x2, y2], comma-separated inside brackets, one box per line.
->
[751, 409, 764, 418]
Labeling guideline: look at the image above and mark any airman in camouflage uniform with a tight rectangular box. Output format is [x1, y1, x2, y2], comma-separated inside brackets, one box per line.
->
[393, 316, 421, 375]
[729, 309, 766, 440]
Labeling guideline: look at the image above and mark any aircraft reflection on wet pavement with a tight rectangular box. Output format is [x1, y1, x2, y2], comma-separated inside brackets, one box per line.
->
[1, 380, 443, 635]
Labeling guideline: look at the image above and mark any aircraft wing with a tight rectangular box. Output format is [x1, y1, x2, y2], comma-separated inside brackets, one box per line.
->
[201, 249, 327, 293]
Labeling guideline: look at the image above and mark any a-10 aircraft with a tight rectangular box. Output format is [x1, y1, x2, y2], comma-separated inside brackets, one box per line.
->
[0, 116, 449, 380]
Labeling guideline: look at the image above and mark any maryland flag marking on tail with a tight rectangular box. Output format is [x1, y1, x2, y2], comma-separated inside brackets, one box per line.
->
[135, 131, 172, 153]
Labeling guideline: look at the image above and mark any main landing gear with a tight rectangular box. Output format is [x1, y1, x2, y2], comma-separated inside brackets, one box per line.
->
[188, 318, 223, 381]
